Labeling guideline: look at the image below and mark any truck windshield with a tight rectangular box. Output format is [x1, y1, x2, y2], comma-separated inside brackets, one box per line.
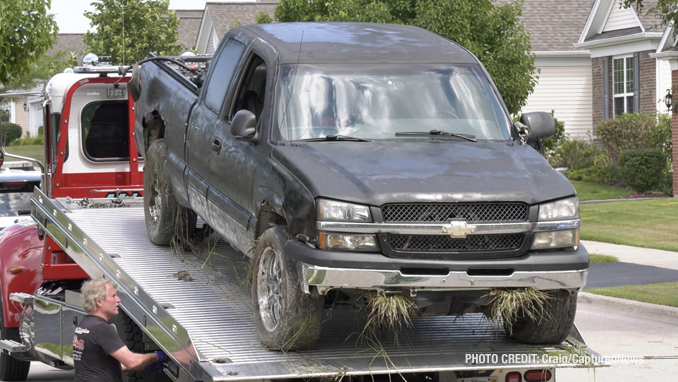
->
[277, 64, 512, 141]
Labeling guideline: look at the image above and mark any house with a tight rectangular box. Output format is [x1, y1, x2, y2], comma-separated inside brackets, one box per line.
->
[649, 14, 678, 195]
[574, 0, 668, 130]
[506, 0, 596, 137]
[195, 2, 278, 54]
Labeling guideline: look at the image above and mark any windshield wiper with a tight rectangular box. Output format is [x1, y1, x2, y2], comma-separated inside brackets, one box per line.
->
[298, 135, 373, 142]
[395, 130, 476, 142]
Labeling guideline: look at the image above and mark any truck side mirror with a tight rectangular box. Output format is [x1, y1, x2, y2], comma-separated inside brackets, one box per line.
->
[231, 109, 258, 142]
[519, 111, 555, 139]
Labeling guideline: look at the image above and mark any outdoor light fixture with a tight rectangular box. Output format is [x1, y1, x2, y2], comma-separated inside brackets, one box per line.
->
[664, 89, 673, 112]
[23, 102, 27, 112]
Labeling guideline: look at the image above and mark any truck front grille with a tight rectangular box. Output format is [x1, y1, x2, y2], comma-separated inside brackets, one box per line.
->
[388, 233, 525, 253]
[382, 203, 528, 223]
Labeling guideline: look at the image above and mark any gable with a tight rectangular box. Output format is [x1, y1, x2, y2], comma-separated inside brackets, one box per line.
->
[602, 0, 641, 32]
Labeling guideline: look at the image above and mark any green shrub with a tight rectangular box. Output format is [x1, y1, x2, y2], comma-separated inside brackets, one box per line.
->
[1, 122, 22, 146]
[38, 125, 44, 136]
[565, 152, 618, 184]
[549, 135, 601, 170]
[596, 112, 672, 164]
[9, 136, 43, 146]
[618, 148, 667, 193]
[659, 172, 673, 196]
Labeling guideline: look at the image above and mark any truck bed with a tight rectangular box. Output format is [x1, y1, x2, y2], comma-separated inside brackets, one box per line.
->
[31, 188, 602, 381]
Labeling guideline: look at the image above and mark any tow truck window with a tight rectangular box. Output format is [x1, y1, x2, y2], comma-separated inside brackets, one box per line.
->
[81, 101, 129, 161]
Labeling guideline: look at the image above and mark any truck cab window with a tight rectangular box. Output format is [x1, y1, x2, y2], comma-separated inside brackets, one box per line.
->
[81, 101, 129, 161]
[204, 39, 246, 114]
[233, 56, 267, 121]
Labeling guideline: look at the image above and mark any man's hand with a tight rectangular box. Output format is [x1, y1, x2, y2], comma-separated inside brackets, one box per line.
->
[144, 351, 168, 371]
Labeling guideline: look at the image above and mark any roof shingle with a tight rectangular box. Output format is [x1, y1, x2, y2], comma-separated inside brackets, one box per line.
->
[175, 9, 204, 50]
[495, 0, 595, 52]
[206, 2, 278, 40]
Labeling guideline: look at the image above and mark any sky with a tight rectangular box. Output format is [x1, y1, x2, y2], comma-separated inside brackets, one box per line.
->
[49, 0, 257, 34]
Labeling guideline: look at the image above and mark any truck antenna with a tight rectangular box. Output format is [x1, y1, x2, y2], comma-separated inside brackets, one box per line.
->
[277, 30, 304, 144]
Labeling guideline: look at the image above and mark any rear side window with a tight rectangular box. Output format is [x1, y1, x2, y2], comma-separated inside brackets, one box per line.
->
[204, 39, 246, 114]
[81, 101, 129, 161]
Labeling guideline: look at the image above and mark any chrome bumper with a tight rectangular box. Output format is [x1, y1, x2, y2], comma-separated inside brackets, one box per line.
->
[301, 264, 588, 295]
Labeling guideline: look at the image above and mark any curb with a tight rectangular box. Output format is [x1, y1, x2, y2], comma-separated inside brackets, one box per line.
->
[578, 292, 678, 325]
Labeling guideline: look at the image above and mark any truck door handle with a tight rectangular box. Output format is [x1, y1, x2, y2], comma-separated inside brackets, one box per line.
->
[212, 138, 222, 152]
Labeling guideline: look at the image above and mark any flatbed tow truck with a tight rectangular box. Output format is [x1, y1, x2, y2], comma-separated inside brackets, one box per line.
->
[0, 57, 605, 382]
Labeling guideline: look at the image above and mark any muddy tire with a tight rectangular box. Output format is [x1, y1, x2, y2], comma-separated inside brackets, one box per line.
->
[113, 311, 171, 382]
[504, 290, 577, 344]
[144, 139, 196, 245]
[251, 227, 323, 351]
[0, 303, 30, 381]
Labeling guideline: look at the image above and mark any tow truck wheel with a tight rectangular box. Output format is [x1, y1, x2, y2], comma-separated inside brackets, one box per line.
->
[0, 304, 30, 381]
[144, 139, 196, 245]
[504, 290, 577, 344]
[252, 227, 323, 350]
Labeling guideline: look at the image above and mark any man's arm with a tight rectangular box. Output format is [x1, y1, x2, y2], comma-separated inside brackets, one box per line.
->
[110, 346, 159, 371]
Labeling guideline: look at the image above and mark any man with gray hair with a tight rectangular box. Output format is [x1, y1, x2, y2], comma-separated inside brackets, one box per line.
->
[73, 279, 167, 382]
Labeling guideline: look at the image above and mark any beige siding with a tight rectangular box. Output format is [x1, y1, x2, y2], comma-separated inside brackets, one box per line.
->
[603, 0, 640, 32]
[14, 98, 30, 136]
[522, 66, 593, 137]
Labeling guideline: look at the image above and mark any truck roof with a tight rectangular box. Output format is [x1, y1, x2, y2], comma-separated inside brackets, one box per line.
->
[239, 22, 479, 65]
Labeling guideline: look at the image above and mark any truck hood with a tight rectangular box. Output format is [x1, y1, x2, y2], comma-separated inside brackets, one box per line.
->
[272, 140, 575, 206]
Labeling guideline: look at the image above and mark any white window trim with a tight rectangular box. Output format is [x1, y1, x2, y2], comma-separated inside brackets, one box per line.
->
[612, 54, 634, 115]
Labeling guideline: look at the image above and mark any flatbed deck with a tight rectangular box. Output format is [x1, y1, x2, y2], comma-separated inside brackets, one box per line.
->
[30, 188, 603, 381]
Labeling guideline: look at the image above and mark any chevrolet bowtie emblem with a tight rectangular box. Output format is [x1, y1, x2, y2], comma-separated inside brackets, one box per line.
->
[441, 221, 477, 238]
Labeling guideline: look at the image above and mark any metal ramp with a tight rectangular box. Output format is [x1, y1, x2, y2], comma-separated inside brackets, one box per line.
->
[31, 188, 601, 382]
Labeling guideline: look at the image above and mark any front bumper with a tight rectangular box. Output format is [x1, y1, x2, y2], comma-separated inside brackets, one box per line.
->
[285, 241, 589, 295]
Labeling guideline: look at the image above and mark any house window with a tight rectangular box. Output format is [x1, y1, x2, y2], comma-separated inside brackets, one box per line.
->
[613, 56, 634, 116]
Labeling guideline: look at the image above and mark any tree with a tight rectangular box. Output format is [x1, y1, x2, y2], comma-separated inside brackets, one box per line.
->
[0, 51, 77, 93]
[0, 0, 58, 86]
[273, 0, 537, 115]
[84, 0, 183, 65]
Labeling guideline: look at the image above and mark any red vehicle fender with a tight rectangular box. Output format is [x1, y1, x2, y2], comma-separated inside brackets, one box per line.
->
[0, 220, 44, 328]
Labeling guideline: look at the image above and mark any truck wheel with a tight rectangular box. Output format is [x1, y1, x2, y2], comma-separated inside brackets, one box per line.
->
[144, 139, 196, 245]
[251, 227, 323, 351]
[504, 290, 577, 344]
[0, 305, 30, 381]
[114, 311, 171, 382]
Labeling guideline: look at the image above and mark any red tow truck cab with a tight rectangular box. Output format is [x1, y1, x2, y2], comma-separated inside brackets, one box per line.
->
[0, 63, 142, 328]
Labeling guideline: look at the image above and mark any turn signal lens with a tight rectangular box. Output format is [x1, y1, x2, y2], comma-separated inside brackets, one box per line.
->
[9, 267, 25, 274]
[531, 229, 579, 250]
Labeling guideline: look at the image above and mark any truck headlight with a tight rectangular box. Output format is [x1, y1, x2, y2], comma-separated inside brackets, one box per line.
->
[538, 196, 579, 221]
[318, 232, 380, 251]
[532, 196, 580, 250]
[317, 199, 372, 222]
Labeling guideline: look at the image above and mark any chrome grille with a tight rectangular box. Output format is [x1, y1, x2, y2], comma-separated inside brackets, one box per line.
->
[382, 203, 528, 223]
[388, 233, 525, 252]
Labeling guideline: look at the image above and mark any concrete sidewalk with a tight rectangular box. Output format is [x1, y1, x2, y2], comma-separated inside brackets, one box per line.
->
[579, 239, 678, 323]
[582, 240, 678, 271]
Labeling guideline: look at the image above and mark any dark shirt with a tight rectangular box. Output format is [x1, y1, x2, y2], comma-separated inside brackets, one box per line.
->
[73, 315, 125, 382]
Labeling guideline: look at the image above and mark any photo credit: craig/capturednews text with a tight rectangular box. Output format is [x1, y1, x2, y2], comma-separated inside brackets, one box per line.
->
[465, 353, 644, 365]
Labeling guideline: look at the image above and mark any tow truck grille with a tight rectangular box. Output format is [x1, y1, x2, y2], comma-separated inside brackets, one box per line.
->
[382, 203, 528, 223]
[388, 233, 525, 253]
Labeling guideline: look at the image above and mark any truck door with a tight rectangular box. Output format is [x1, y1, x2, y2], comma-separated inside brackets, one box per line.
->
[185, 39, 245, 224]
[202, 53, 271, 251]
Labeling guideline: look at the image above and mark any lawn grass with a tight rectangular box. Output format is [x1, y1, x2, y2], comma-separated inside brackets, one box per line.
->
[3, 145, 45, 163]
[586, 282, 678, 308]
[580, 199, 678, 252]
[589, 254, 618, 263]
[570, 180, 633, 201]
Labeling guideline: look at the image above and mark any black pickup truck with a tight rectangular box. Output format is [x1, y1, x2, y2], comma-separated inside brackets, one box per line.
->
[132, 22, 588, 350]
